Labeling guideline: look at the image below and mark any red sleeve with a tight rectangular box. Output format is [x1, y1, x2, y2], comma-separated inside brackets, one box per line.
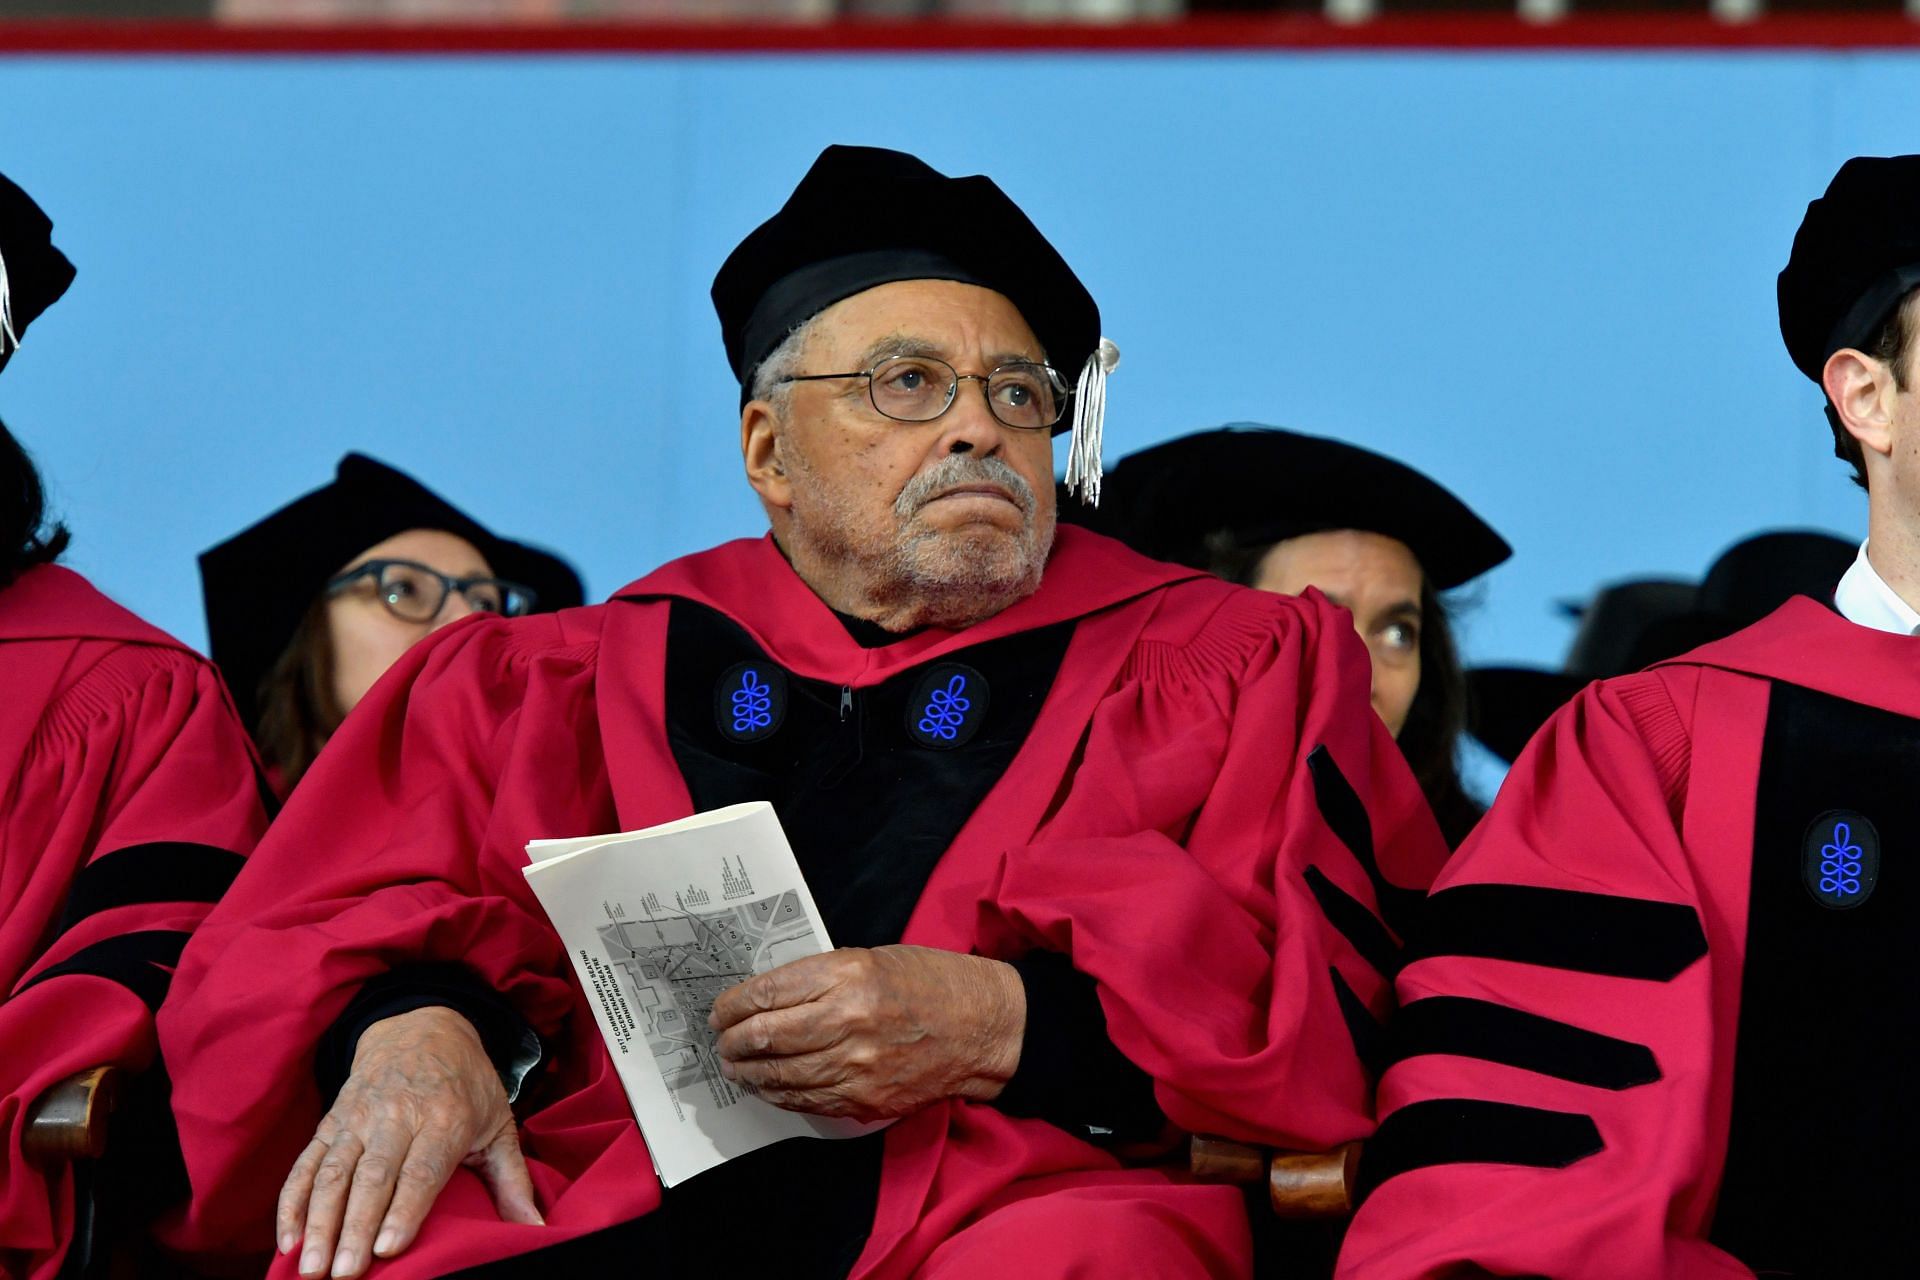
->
[1337, 671, 1751, 1279]
[0, 646, 265, 1277]
[156, 616, 599, 1258]
[974, 586, 1449, 1150]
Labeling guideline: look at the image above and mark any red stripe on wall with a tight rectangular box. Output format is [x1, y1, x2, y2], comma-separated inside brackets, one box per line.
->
[2, 15, 1920, 57]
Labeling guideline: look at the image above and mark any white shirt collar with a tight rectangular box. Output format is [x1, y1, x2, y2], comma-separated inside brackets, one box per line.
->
[1833, 541, 1920, 636]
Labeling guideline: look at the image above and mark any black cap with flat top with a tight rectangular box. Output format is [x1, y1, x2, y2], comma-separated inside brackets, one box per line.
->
[1468, 531, 1855, 763]
[1779, 154, 1920, 383]
[1092, 424, 1511, 591]
[0, 170, 76, 375]
[198, 453, 584, 736]
[711, 145, 1101, 437]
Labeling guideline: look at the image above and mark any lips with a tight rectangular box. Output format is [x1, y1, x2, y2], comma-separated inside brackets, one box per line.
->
[928, 484, 1020, 508]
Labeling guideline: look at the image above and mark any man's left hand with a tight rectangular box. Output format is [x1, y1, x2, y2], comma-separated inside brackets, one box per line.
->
[708, 945, 1024, 1122]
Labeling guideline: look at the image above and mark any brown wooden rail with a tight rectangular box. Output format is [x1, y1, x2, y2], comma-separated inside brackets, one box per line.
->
[1191, 1135, 1361, 1219]
[23, 1066, 121, 1165]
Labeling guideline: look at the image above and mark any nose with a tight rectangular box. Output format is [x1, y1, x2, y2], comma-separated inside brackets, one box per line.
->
[938, 376, 1007, 457]
[431, 591, 478, 631]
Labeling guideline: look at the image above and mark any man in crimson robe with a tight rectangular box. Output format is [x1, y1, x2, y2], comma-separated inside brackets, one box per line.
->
[159, 146, 1445, 1280]
[1336, 155, 1920, 1277]
[0, 175, 267, 1277]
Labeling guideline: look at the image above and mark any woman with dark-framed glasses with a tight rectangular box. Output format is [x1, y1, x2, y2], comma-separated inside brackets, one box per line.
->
[199, 453, 583, 798]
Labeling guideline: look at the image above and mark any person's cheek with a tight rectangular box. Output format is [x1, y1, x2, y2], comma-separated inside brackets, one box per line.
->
[1365, 641, 1418, 740]
[335, 616, 429, 715]
[1386, 663, 1420, 739]
[1363, 637, 1390, 716]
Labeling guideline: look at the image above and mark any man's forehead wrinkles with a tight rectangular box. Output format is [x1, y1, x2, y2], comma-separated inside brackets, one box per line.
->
[856, 333, 942, 364]
[849, 333, 1045, 368]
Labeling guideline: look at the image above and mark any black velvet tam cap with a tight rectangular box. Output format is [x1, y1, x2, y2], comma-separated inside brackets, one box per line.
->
[711, 145, 1100, 428]
[198, 453, 584, 735]
[1779, 155, 1920, 383]
[1468, 579, 1699, 764]
[1098, 425, 1510, 591]
[0, 171, 76, 374]
[1467, 530, 1854, 763]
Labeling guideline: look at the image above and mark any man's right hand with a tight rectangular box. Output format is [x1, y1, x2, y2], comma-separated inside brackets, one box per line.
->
[277, 1005, 543, 1279]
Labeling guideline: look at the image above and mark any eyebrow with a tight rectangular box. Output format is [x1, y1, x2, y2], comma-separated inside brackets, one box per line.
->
[1320, 592, 1422, 626]
[851, 333, 1046, 369]
[855, 334, 940, 366]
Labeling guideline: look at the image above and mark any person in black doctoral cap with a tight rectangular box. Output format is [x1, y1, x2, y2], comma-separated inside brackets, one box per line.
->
[0, 172, 267, 1280]
[1340, 156, 1920, 1278]
[199, 453, 583, 797]
[1465, 578, 1701, 765]
[1468, 531, 1857, 764]
[164, 146, 1445, 1280]
[1092, 424, 1510, 847]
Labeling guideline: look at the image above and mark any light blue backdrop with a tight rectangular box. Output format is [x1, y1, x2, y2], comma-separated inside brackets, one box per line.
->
[0, 52, 1904, 701]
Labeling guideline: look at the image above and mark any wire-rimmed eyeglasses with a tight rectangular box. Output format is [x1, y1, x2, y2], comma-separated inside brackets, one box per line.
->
[778, 355, 1071, 432]
[325, 558, 538, 623]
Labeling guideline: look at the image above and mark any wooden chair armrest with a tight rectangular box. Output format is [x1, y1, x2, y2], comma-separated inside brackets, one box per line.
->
[23, 1066, 122, 1165]
[1190, 1135, 1361, 1220]
[1190, 1134, 1270, 1184]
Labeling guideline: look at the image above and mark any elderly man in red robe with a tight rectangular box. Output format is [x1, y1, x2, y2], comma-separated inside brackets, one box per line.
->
[0, 173, 267, 1278]
[160, 146, 1444, 1280]
[1336, 155, 1920, 1278]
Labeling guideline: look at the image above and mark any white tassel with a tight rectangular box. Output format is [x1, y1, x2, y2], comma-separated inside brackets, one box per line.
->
[1064, 337, 1119, 507]
[0, 246, 16, 358]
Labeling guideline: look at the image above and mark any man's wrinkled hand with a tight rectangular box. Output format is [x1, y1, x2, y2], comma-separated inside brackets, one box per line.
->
[708, 945, 1025, 1122]
[276, 1005, 542, 1279]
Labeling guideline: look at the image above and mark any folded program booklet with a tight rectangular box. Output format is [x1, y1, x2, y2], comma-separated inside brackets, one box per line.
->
[523, 801, 879, 1187]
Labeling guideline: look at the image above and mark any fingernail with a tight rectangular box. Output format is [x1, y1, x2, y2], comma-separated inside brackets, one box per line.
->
[279, 1231, 297, 1255]
[374, 1228, 396, 1255]
[719, 1060, 736, 1079]
[299, 1246, 324, 1276]
[332, 1248, 358, 1277]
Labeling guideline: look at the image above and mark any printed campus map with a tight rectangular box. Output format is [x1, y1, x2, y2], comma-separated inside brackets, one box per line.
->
[596, 889, 820, 1111]
[522, 802, 877, 1186]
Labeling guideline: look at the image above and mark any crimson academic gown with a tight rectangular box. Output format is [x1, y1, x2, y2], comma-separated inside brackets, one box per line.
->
[159, 528, 1445, 1279]
[0, 565, 266, 1279]
[1338, 596, 1919, 1278]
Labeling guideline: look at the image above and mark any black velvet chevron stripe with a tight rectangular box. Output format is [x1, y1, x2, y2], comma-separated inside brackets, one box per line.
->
[1303, 866, 1401, 980]
[20, 929, 192, 1013]
[57, 842, 246, 934]
[1329, 966, 1390, 1076]
[1355, 1098, 1605, 1204]
[1307, 745, 1425, 940]
[1410, 884, 1708, 980]
[1391, 997, 1662, 1091]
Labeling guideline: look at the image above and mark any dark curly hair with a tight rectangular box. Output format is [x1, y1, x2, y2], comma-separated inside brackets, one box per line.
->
[1, 420, 69, 588]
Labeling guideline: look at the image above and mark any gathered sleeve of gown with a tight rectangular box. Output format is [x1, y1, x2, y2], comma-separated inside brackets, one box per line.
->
[1335, 669, 1753, 1279]
[156, 616, 603, 1257]
[970, 585, 1452, 1152]
[1, 644, 266, 1275]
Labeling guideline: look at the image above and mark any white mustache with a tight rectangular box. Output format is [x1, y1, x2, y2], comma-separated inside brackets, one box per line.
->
[896, 456, 1035, 517]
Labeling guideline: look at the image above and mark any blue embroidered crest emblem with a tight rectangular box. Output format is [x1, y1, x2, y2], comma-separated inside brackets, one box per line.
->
[714, 661, 787, 743]
[905, 663, 989, 750]
[1802, 809, 1880, 910]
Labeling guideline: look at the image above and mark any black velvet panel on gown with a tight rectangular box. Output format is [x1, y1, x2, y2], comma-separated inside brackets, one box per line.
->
[470, 600, 1077, 1277]
[1709, 681, 1918, 1276]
